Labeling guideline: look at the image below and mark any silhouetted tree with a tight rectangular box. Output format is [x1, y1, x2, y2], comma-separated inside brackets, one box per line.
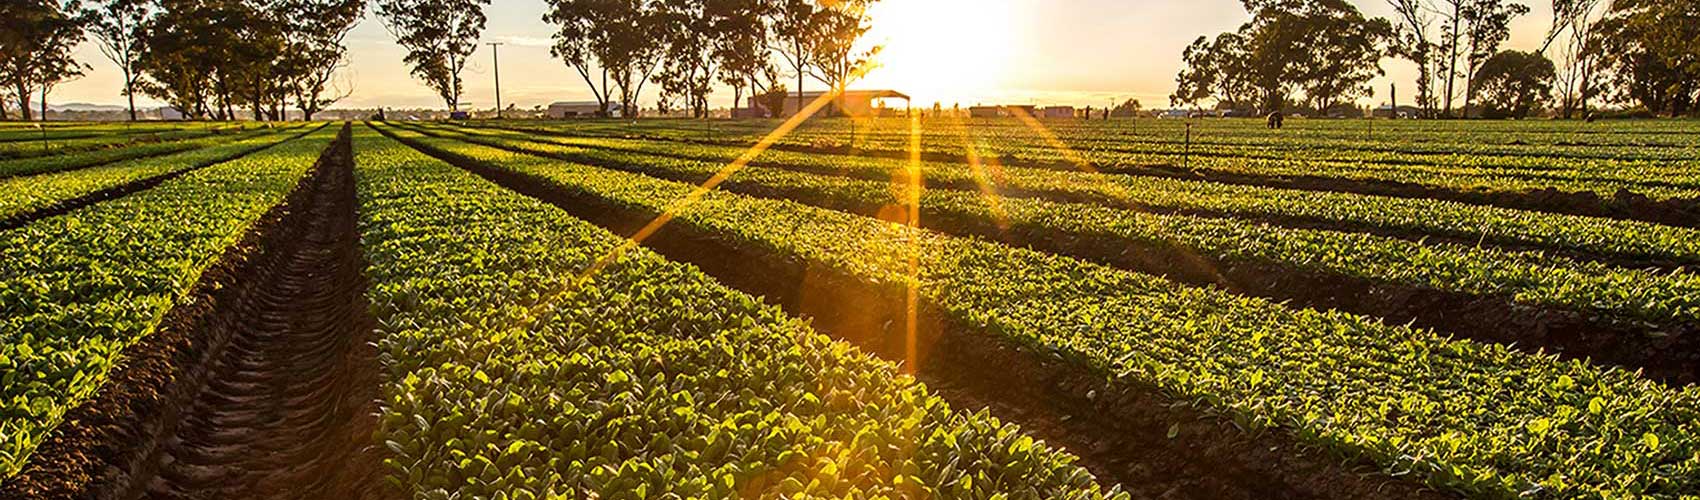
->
[544, 0, 664, 118]
[1592, 0, 1700, 116]
[0, 0, 88, 121]
[806, 0, 880, 113]
[1385, 0, 1438, 117]
[1472, 50, 1554, 118]
[1172, 0, 1388, 115]
[280, 0, 364, 120]
[1540, 0, 1605, 118]
[1437, 0, 1528, 117]
[376, 0, 489, 112]
[83, 0, 152, 121]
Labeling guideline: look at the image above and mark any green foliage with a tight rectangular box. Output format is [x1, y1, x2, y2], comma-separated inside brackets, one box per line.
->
[352, 125, 1125, 499]
[0, 127, 338, 479]
[437, 122, 1700, 275]
[402, 122, 1700, 326]
[0, 125, 313, 221]
[380, 122, 1700, 498]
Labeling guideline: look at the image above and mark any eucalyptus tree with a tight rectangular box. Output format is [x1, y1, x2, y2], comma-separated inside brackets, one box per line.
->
[376, 0, 490, 112]
[83, 0, 153, 120]
[1171, 0, 1388, 115]
[279, 0, 364, 120]
[712, 0, 776, 114]
[543, 0, 664, 118]
[1472, 49, 1555, 118]
[1540, 0, 1606, 118]
[655, 0, 720, 118]
[1437, 0, 1528, 117]
[0, 0, 88, 121]
[1385, 0, 1438, 116]
[806, 0, 880, 108]
[1593, 0, 1700, 116]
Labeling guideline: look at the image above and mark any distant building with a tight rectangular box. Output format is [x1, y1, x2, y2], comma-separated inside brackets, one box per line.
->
[748, 90, 909, 118]
[548, 101, 622, 118]
[1041, 106, 1076, 119]
[1373, 104, 1421, 119]
[967, 104, 1040, 118]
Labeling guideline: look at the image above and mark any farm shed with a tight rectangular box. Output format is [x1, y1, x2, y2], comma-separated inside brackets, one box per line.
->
[547, 101, 621, 118]
[748, 89, 909, 118]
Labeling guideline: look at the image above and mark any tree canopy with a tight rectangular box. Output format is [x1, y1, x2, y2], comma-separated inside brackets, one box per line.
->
[1171, 0, 1389, 115]
[1471, 49, 1555, 117]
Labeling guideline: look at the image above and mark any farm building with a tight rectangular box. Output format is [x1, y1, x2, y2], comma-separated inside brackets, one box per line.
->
[547, 101, 622, 118]
[747, 89, 909, 118]
[1042, 106, 1075, 118]
[968, 105, 1040, 118]
[1373, 104, 1421, 119]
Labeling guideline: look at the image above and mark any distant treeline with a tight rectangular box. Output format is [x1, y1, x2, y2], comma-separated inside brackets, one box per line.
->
[372, 0, 880, 119]
[1171, 0, 1699, 118]
[1, 0, 362, 122]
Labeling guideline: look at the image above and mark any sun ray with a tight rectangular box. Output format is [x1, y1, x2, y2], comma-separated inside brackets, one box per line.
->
[950, 114, 1010, 231]
[572, 90, 844, 284]
[902, 112, 922, 375]
[1006, 105, 1097, 173]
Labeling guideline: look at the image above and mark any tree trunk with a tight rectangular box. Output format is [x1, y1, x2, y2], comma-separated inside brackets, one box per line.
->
[1462, 62, 1475, 119]
[124, 68, 138, 121]
[795, 42, 805, 118]
[16, 82, 33, 121]
[1443, 7, 1460, 118]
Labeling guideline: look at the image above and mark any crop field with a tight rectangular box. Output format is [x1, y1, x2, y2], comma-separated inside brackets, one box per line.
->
[1, 117, 1698, 499]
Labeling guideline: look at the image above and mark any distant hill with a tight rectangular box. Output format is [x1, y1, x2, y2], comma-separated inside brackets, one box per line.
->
[47, 102, 129, 112]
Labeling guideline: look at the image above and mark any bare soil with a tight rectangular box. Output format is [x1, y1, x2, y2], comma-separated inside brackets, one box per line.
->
[0, 124, 387, 500]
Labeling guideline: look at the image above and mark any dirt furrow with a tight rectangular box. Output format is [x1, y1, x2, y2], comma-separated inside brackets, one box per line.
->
[129, 126, 384, 500]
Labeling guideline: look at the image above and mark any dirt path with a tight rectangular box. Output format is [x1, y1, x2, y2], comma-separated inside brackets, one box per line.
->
[123, 129, 385, 500]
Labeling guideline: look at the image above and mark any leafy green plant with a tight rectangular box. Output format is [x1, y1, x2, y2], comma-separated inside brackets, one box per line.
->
[380, 122, 1700, 499]
[353, 126, 1124, 498]
[0, 127, 339, 479]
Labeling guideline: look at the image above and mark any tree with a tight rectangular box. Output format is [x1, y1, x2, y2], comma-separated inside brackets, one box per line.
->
[1293, 6, 1391, 113]
[1386, 0, 1438, 117]
[0, 0, 89, 121]
[1171, 0, 1388, 115]
[655, 0, 719, 118]
[1593, 0, 1700, 116]
[136, 0, 224, 118]
[713, 0, 775, 114]
[83, 0, 152, 121]
[1436, 0, 1528, 117]
[769, 0, 821, 115]
[1541, 0, 1605, 118]
[279, 0, 363, 120]
[1110, 98, 1142, 117]
[376, 0, 490, 112]
[806, 0, 880, 114]
[544, 0, 664, 118]
[1472, 50, 1554, 117]
[1171, 34, 1256, 111]
[1460, 0, 1528, 116]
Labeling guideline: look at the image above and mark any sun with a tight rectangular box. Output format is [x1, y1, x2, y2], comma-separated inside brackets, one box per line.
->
[857, 0, 1022, 107]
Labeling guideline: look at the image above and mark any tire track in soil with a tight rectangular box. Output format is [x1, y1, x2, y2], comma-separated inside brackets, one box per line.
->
[126, 128, 386, 500]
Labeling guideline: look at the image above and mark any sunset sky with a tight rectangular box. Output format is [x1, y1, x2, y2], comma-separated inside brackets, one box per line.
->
[50, 0, 1556, 111]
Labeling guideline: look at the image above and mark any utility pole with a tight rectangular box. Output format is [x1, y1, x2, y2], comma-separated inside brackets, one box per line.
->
[487, 42, 504, 119]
